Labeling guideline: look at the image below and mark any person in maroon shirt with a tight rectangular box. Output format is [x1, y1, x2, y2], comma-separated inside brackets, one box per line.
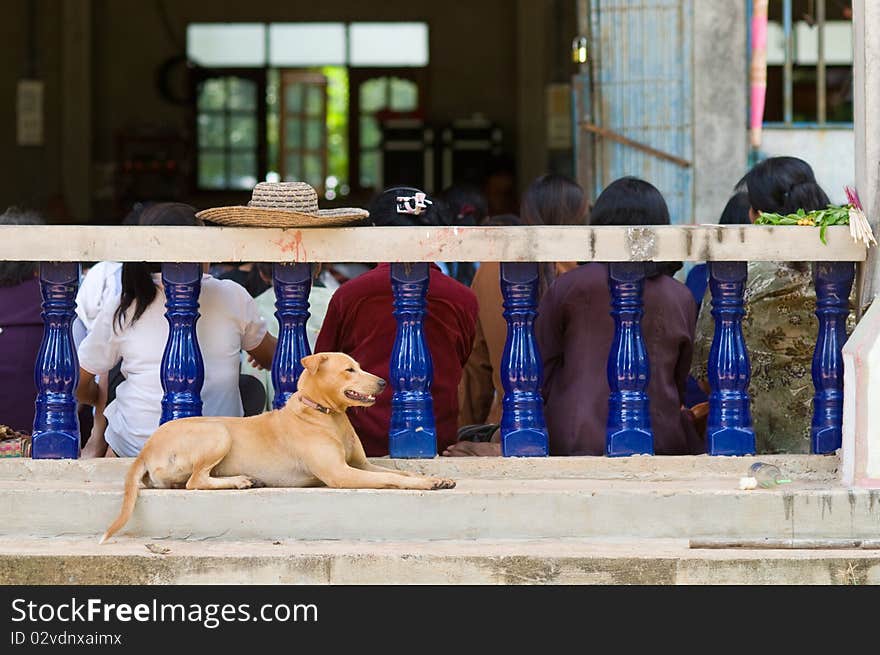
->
[315, 187, 478, 457]
[0, 208, 45, 434]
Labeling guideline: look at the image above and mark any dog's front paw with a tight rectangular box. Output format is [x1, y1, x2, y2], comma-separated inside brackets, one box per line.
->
[235, 477, 255, 489]
[430, 478, 456, 490]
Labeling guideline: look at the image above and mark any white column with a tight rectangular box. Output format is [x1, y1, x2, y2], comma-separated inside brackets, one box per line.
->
[854, 0, 880, 308]
[842, 301, 880, 487]
[693, 0, 748, 224]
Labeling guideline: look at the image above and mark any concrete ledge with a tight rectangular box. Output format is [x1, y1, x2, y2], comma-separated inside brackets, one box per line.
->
[0, 225, 866, 263]
[0, 454, 842, 484]
[0, 537, 877, 585]
[2, 477, 878, 542]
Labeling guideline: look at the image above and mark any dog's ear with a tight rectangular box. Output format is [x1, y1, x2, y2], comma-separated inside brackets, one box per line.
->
[301, 353, 329, 376]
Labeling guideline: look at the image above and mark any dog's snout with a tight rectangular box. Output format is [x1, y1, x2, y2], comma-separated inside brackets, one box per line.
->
[376, 378, 387, 390]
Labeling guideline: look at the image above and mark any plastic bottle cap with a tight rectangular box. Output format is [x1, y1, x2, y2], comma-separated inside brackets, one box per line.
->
[739, 476, 758, 490]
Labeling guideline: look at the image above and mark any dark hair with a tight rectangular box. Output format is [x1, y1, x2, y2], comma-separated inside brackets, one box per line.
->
[122, 202, 153, 226]
[441, 185, 488, 227]
[720, 192, 752, 225]
[368, 187, 450, 227]
[114, 203, 201, 330]
[0, 208, 45, 287]
[739, 156, 830, 215]
[590, 177, 680, 277]
[483, 213, 523, 227]
[589, 177, 671, 226]
[521, 174, 588, 226]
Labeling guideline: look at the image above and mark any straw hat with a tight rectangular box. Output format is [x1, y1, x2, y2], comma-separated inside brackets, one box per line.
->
[196, 181, 369, 228]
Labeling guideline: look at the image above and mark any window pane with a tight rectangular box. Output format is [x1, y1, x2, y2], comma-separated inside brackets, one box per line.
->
[187, 23, 266, 66]
[285, 84, 303, 113]
[390, 78, 418, 111]
[360, 150, 379, 188]
[229, 115, 257, 147]
[198, 79, 226, 111]
[826, 66, 853, 122]
[269, 23, 346, 66]
[360, 78, 387, 112]
[304, 155, 322, 188]
[766, 21, 786, 66]
[795, 20, 853, 65]
[198, 113, 226, 148]
[360, 116, 381, 149]
[305, 118, 324, 150]
[305, 86, 324, 116]
[285, 118, 302, 148]
[198, 152, 226, 189]
[349, 23, 429, 67]
[228, 78, 257, 111]
[229, 152, 258, 190]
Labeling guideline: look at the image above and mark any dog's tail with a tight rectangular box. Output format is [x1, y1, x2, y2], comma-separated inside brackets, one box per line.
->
[99, 454, 147, 545]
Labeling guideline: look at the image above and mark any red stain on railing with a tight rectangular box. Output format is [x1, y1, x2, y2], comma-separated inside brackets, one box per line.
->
[272, 231, 307, 262]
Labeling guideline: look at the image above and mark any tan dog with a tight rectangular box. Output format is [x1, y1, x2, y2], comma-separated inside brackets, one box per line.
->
[100, 352, 455, 543]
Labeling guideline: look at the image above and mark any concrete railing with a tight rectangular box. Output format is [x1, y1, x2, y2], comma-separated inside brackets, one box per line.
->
[0, 224, 868, 460]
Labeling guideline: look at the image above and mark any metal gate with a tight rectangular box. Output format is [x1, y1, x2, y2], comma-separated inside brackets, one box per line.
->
[575, 0, 694, 224]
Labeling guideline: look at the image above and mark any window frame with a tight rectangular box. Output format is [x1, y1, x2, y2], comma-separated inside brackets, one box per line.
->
[187, 23, 430, 197]
[190, 67, 268, 194]
[751, 0, 853, 129]
[348, 67, 428, 195]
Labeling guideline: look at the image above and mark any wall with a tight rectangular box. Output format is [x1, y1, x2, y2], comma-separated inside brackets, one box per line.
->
[761, 128, 854, 205]
[0, 1, 63, 214]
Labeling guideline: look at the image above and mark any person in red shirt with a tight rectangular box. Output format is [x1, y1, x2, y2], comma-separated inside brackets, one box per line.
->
[315, 187, 478, 457]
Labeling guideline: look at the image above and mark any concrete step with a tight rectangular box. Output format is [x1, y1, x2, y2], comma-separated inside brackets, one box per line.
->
[0, 454, 842, 483]
[1, 458, 877, 542]
[1, 537, 878, 585]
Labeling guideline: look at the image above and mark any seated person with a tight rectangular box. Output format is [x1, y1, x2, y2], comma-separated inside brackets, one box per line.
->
[315, 187, 478, 457]
[538, 178, 701, 456]
[75, 203, 276, 457]
[456, 175, 589, 433]
[241, 263, 336, 411]
[691, 157, 852, 453]
[0, 208, 45, 435]
[682, 191, 752, 407]
[446, 177, 700, 456]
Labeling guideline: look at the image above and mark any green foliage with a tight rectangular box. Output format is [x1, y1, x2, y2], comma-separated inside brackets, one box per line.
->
[755, 204, 853, 245]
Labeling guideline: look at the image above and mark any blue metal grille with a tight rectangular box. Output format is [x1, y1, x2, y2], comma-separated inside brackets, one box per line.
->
[589, 0, 693, 224]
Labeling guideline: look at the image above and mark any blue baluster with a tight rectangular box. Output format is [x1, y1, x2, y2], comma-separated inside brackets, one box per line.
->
[272, 262, 312, 409]
[32, 262, 81, 459]
[606, 262, 653, 456]
[499, 262, 548, 457]
[389, 262, 436, 458]
[707, 261, 756, 455]
[160, 263, 204, 424]
[811, 261, 855, 454]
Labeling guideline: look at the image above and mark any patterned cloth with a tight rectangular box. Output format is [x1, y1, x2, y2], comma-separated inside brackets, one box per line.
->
[691, 261, 855, 454]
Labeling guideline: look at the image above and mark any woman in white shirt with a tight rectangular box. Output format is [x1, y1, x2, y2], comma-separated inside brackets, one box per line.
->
[75, 203, 276, 457]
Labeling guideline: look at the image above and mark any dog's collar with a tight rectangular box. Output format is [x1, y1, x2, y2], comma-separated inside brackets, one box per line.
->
[299, 395, 333, 415]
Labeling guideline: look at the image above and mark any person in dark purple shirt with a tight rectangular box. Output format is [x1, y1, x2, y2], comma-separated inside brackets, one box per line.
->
[537, 178, 702, 455]
[0, 208, 45, 434]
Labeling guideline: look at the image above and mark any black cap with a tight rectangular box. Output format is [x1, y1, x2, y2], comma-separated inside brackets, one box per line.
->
[368, 187, 449, 227]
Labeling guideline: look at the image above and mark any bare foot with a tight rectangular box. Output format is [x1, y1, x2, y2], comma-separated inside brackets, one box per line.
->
[81, 438, 107, 459]
[442, 442, 502, 457]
